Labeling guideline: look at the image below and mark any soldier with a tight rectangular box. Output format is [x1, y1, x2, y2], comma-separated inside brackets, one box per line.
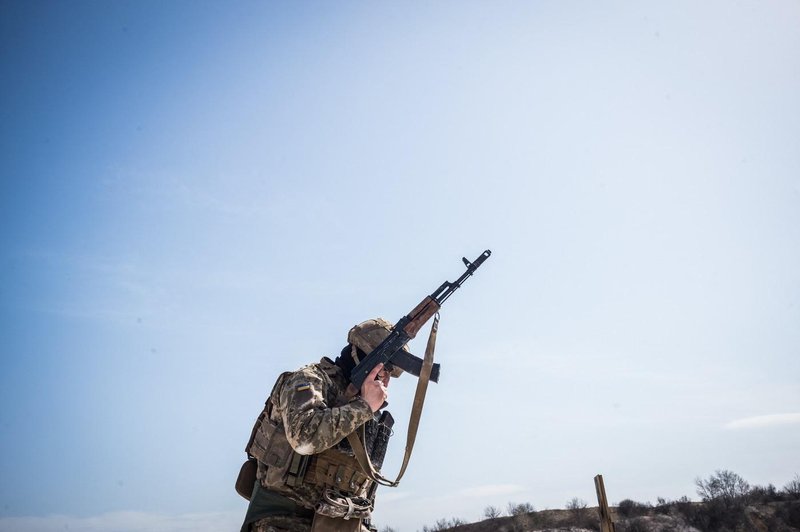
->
[240, 318, 404, 532]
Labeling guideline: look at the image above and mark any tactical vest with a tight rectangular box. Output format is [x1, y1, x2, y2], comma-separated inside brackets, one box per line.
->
[245, 364, 392, 508]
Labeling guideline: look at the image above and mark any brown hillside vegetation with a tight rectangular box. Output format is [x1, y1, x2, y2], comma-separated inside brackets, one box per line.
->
[406, 471, 800, 532]
[425, 500, 800, 532]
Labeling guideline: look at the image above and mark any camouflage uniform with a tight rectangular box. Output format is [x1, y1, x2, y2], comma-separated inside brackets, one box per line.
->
[242, 357, 384, 532]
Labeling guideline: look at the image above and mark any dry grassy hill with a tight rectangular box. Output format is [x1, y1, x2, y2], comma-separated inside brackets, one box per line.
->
[419, 500, 800, 532]
[405, 470, 800, 532]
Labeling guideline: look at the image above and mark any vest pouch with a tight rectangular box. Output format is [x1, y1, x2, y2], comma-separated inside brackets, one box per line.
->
[312, 489, 369, 532]
[369, 412, 394, 469]
[235, 458, 257, 500]
[311, 513, 362, 532]
[250, 417, 293, 469]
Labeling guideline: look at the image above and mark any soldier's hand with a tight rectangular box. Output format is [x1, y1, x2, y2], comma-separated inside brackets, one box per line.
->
[361, 363, 388, 412]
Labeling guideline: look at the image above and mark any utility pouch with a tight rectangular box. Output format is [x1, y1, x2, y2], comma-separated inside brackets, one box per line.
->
[336, 411, 394, 471]
[311, 513, 362, 532]
[311, 488, 370, 532]
[369, 412, 394, 469]
[250, 417, 294, 469]
[235, 457, 257, 500]
[239, 371, 294, 498]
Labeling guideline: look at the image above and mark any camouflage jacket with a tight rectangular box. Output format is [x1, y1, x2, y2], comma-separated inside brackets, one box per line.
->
[254, 357, 378, 509]
[276, 358, 373, 455]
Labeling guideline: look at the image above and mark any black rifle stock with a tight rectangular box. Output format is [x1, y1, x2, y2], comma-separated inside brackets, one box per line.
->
[348, 250, 491, 392]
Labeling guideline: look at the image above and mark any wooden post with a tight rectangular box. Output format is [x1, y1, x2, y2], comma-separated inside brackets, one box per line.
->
[594, 474, 616, 532]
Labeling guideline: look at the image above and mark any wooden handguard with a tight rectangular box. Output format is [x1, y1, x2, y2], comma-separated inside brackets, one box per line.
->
[403, 296, 441, 338]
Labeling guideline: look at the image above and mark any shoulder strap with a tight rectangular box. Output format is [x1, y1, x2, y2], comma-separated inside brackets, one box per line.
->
[347, 313, 439, 487]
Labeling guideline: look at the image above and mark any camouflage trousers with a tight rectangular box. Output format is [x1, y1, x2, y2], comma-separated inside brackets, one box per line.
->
[251, 515, 312, 532]
[252, 515, 369, 532]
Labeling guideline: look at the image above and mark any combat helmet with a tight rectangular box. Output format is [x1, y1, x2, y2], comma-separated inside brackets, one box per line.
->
[348, 318, 406, 378]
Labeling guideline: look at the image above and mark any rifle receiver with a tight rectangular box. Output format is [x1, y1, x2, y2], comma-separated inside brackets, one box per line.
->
[348, 249, 491, 390]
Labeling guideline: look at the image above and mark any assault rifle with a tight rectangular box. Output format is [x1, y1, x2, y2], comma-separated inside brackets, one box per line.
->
[348, 250, 491, 392]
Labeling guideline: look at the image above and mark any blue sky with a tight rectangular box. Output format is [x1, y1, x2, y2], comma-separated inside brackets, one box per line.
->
[1, 1, 799, 531]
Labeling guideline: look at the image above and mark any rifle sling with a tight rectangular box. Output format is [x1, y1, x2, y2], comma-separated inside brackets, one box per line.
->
[346, 313, 439, 488]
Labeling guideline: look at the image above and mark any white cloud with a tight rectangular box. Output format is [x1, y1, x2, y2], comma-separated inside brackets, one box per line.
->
[0, 511, 242, 532]
[724, 413, 800, 430]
